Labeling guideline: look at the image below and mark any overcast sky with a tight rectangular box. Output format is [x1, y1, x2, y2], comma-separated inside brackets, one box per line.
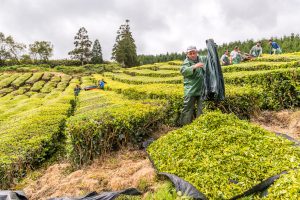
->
[1, 0, 300, 60]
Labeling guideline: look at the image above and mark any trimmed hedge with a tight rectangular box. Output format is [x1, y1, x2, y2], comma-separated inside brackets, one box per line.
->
[41, 72, 52, 81]
[222, 61, 300, 73]
[0, 74, 19, 89]
[224, 68, 299, 86]
[93, 74, 263, 120]
[123, 69, 180, 77]
[255, 53, 300, 62]
[0, 80, 77, 188]
[10, 85, 31, 96]
[132, 61, 182, 71]
[104, 72, 182, 84]
[10, 73, 32, 88]
[224, 68, 300, 109]
[66, 88, 168, 166]
[133, 64, 181, 71]
[147, 111, 300, 199]
[2, 59, 82, 67]
[54, 63, 121, 75]
[103, 67, 300, 110]
[0, 63, 121, 75]
[30, 80, 46, 92]
[25, 72, 44, 84]
[40, 75, 61, 93]
[0, 88, 13, 97]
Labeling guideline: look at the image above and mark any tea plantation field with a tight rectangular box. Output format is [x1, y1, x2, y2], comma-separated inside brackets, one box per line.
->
[0, 53, 299, 199]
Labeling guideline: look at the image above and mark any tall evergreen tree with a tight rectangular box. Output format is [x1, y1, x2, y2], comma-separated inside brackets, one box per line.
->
[112, 19, 138, 67]
[68, 27, 92, 65]
[91, 39, 103, 64]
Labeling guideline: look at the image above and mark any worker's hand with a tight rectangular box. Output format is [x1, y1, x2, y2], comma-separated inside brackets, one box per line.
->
[193, 63, 204, 69]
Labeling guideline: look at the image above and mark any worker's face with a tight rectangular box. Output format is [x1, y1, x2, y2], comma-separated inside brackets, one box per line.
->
[187, 50, 198, 61]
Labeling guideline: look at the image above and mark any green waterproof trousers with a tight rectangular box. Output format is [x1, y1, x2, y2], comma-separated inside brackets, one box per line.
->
[180, 96, 203, 126]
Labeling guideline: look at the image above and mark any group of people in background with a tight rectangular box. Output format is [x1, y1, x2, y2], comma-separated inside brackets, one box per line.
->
[220, 39, 282, 65]
[180, 39, 283, 125]
[73, 79, 106, 97]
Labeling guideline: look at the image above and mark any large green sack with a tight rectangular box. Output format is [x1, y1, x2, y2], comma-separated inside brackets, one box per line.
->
[203, 39, 225, 101]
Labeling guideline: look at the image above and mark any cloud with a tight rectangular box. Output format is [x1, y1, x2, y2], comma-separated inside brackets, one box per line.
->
[0, 0, 299, 60]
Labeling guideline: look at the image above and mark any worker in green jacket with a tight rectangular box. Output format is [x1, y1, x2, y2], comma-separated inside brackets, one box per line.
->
[230, 46, 242, 64]
[250, 41, 262, 57]
[180, 46, 206, 126]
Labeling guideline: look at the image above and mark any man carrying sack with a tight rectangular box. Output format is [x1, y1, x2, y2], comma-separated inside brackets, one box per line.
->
[180, 40, 225, 126]
[180, 46, 206, 126]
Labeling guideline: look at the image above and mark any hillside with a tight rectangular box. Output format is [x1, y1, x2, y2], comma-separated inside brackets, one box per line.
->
[0, 52, 299, 199]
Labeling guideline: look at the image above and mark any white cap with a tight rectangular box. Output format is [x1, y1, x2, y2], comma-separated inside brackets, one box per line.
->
[186, 46, 197, 52]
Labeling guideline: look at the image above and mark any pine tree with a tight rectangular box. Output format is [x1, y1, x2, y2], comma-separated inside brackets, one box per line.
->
[91, 39, 103, 64]
[68, 27, 92, 65]
[112, 19, 138, 67]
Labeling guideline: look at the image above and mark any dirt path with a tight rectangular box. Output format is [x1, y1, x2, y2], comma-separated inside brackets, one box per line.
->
[251, 109, 300, 139]
[23, 149, 155, 200]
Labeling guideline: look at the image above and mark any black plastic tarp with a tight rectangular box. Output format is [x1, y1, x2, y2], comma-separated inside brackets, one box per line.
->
[159, 173, 207, 200]
[203, 39, 225, 101]
[49, 188, 141, 200]
[0, 191, 27, 200]
[0, 188, 141, 200]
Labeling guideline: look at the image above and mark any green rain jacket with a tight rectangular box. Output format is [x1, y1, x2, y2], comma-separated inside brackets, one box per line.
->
[180, 56, 206, 97]
[250, 45, 262, 57]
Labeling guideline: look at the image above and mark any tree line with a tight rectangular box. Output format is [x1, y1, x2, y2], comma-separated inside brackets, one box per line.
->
[0, 19, 138, 67]
[1, 21, 300, 67]
[137, 33, 300, 65]
[200, 33, 300, 56]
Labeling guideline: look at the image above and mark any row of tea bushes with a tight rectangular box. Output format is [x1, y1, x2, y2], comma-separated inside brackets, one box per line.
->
[0, 79, 77, 188]
[123, 69, 181, 77]
[66, 83, 168, 166]
[93, 74, 263, 120]
[255, 53, 300, 62]
[222, 61, 300, 73]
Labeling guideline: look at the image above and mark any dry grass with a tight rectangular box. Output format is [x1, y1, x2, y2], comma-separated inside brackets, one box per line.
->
[23, 149, 156, 200]
[251, 109, 300, 139]
[21, 124, 176, 200]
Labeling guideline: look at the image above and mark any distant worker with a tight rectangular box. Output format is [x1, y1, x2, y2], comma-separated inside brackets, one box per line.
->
[99, 79, 106, 90]
[74, 85, 81, 98]
[230, 46, 242, 64]
[220, 50, 231, 65]
[180, 46, 205, 126]
[269, 39, 282, 54]
[250, 41, 263, 57]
